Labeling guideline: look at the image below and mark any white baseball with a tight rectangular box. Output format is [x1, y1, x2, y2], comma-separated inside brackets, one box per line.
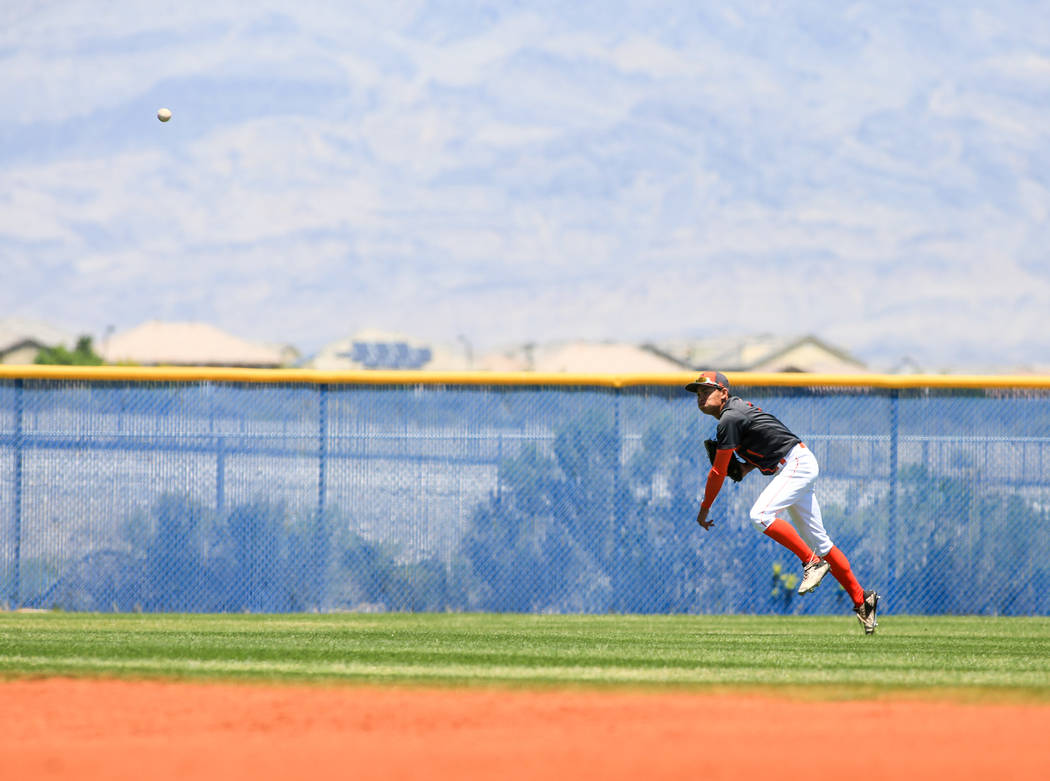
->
[157, 108, 172, 122]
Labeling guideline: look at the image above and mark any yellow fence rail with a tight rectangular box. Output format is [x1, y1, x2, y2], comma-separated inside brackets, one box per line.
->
[1, 364, 1050, 389]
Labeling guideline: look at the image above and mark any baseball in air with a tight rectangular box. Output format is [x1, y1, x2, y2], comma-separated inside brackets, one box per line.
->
[157, 108, 172, 122]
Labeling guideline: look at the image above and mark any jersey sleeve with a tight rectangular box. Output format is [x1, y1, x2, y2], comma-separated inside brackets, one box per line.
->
[716, 411, 743, 451]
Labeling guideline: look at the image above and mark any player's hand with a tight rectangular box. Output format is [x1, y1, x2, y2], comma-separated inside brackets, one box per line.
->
[696, 506, 714, 530]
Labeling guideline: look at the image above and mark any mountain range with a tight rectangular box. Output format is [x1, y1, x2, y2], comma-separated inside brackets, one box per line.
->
[2, 1, 1049, 372]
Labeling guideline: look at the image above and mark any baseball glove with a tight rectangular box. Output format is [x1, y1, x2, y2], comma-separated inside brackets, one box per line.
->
[704, 439, 744, 482]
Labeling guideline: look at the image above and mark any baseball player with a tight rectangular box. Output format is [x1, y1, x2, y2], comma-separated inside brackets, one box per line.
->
[686, 371, 879, 634]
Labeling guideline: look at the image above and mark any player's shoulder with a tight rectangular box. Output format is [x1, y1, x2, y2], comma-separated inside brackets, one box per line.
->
[720, 396, 750, 419]
[716, 398, 746, 429]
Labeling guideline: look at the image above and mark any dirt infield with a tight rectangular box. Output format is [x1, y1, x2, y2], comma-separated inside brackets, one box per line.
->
[3, 678, 1048, 780]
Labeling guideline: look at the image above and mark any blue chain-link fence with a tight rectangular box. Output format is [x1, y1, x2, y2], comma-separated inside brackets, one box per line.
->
[2, 376, 1049, 615]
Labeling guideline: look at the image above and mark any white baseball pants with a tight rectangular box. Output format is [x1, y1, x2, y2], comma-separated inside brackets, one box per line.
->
[749, 443, 833, 557]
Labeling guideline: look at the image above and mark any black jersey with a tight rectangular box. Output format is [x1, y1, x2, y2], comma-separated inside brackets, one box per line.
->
[715, 397, 801, 474]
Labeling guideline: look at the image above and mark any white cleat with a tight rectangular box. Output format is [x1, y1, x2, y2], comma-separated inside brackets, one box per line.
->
[797, 558, 831, 594]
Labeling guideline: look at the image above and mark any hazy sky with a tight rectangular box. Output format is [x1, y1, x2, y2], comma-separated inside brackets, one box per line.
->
[2, 1, 1049, 371]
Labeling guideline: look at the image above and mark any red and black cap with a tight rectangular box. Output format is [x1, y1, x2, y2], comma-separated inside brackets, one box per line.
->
[685, 370, 729, 394]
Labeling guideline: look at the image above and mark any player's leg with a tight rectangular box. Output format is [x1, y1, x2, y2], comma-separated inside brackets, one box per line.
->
[787, 454, 875, 629]
[787, 502, 830, 554]
[787, 505, 831, 594]
[777, 450, 832, 594]
[748, 454, 819, 567]
[822, 548, 865, 606]
[790, 477, 864, 604]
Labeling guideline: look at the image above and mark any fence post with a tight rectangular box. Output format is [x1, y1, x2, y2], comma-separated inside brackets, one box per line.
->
[496, 432, 503, 507]
[215, 442, 225, 516]
[210, 384, 225, 516]
[315, 383, 329, 609]
[887, 389, 899, 600]
[12, 379, 23, 608]
[613, 386, 624, 611]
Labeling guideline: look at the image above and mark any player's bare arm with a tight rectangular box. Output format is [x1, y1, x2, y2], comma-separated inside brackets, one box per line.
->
[696, 448, 735, 531]
[696, 505, 713, 530]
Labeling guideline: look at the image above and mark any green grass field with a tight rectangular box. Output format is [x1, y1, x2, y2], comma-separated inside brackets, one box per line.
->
[2, 612, 1049, 700]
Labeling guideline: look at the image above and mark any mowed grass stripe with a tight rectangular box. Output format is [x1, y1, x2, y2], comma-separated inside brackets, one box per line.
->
[4, 653, 1050, 689]
[2, 613, 1049, 696]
